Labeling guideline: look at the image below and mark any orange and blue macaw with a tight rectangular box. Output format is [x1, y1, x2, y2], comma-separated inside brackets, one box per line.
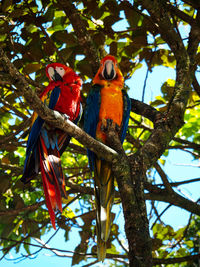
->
[84, 55, 131, 261]
[21, 63, 82, 229]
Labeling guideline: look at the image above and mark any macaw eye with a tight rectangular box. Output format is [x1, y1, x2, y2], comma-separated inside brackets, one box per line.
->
[55, 66, 65, 77]
[47, 67, 55, 80]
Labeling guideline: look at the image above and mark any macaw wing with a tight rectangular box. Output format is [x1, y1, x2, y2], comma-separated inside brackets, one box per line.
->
[48, 86, 61, 110]
[22, 116, 44, 182]
[22, 85, 61, 182]
[25, 86, 61, 162]
[84, 84, 101, 171]
[120, 90, 131, 144]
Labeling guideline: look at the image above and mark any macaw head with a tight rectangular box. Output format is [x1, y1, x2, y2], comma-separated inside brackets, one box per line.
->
[93, 55, 124, 87]
[46, 63, 72, 82]
[101, 55, 118, 80]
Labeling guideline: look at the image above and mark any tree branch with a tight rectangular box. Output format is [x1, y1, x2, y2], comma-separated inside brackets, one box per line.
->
[153, 253, 200, 265]
[154, 162, 173, 193]
[160, 177, 200, 187]
[130, 98, 162, 123]
[145, 187, 200, 216]
[166, 2, 197, 25]
[0, 201, 45, 216]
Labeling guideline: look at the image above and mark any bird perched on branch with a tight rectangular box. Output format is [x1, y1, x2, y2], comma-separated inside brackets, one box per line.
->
[21, 63, 82, 229]
[84, 55, 131, 261]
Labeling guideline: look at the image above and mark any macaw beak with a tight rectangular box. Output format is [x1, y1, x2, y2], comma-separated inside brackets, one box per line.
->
[102, 60, 116, 80]
[53, 69, 63, 81]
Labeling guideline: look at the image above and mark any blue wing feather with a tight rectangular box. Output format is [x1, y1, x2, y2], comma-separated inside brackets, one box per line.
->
[23, 116, 44, 172]
[84, 84, 101, 171]
[22, 85, 61, 181]
[48, 86, 61, 110]
[120, 90, 131, 144]
[25, 86, 61, 160]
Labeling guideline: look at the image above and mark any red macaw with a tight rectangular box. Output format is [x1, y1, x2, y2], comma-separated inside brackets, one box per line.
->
[84, 55, 131, 261]
[21, 63, 82, 229]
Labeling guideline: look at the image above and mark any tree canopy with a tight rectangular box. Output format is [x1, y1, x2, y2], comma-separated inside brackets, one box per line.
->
[0, 0, 200, 266]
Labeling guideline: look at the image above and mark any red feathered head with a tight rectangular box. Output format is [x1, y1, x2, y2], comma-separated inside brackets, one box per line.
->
[46, 63, 73, 82]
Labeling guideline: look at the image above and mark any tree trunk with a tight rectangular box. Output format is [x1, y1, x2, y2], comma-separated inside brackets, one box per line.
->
[107, 126, 152, 267]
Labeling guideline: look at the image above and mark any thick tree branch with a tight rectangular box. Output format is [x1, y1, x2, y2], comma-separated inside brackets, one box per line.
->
[131, 98, 162, 123]
[166, 2, 197, 25]
[153, 253, 200, 265]
[161, 177, 200, 187]
[66, 180, 94, 196]
[145, 188, 200, 215]
[0, 201, 45, 216]
[173, 136, 200, 150]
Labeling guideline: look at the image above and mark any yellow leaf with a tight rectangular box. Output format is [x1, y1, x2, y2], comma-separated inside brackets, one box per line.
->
[62, 196, 75, 205]
[62, 207, 76, 219]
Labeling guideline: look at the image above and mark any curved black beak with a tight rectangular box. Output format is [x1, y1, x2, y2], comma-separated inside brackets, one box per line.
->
[53, 70, 63, 81]
[103, 61, 116, 80]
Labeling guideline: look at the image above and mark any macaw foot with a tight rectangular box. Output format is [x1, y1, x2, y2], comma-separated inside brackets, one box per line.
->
[53, 111, 70, 121]
[101, 119, 120, 133]
[115, 123, 120, 133]
[62, 114, 70, 121]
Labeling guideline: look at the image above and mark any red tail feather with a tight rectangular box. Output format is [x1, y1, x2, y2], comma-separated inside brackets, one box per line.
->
[39, 136, 66, 229]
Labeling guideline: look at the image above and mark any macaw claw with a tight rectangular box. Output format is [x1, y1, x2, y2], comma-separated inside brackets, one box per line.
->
[62, 114, 70, 121]
[101, 118, 120, 133]
[115, 123, 120, 133]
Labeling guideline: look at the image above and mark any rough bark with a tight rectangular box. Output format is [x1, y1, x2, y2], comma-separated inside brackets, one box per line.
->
[105, 123, 152, 267]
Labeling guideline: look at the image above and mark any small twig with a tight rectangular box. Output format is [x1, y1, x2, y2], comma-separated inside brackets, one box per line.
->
[154, 162, 174, 193]
[82, 260, 99, 267]
[142, 65, 149, 103]
[151, 204, 172, 230]
[173, 163, 200, 168]
[116, 235, 128, 254]
[151, 201, 165, 226]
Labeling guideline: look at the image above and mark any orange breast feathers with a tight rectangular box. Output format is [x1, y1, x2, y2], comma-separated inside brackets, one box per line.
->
[96, 84, 123, 143]
[94, 55, 124, 143]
